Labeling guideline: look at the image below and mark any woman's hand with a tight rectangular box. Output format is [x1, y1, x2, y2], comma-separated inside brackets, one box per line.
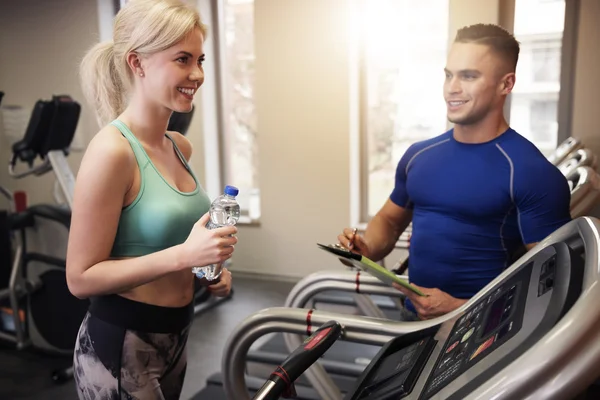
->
[206, 268, 232, 297]
[179, 213, 238, 270]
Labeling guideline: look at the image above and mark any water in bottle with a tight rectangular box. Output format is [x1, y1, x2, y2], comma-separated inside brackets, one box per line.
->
[192, 185, 240, 281]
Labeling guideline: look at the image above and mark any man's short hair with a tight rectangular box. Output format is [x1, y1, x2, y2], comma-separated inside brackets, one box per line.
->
[455, 23, 520, 72]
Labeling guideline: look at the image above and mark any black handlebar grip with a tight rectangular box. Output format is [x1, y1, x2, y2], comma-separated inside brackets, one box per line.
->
[252, 320, 343, 400]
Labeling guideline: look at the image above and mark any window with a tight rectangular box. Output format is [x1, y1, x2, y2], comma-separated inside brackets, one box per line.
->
[218, 0, 260, 220]
[530, 99, 558, 142]
[532, 42, 561, 83]
[360, 0, 450, 219]
[509, 0, 565, 156]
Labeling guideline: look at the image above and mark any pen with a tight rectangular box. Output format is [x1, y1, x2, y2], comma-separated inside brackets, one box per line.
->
[349, 227, 358, 249]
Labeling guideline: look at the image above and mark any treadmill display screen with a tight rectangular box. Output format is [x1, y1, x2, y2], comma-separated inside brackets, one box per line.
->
[357, 336, 436, 399]
[482, 289, 513, 338]
[420, 262, 532, 400]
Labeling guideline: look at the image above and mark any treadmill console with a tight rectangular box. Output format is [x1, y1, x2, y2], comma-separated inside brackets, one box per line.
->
[354, 333, 436, 399]
[420, 268, 528, 399]
[345, 251, 570, 400]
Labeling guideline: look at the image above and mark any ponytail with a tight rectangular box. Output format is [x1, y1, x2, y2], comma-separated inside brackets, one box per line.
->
[80, 41, 126, 128]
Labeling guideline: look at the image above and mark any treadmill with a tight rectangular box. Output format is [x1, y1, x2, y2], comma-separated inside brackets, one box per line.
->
[198, 216, 600, 399]
[237, 163, 600, 387]
[343, 217, 599, 400]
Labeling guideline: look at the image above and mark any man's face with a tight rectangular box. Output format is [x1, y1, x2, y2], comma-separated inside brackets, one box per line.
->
[443, 42, 514, 125]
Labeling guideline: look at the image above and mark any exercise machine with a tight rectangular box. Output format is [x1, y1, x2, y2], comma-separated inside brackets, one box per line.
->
[168, 104, 195, 136]
[191, 216, 600, 399]
[0, 95, 87, 384]
[343, 216, 600, 400]
[548, 137, 584, 166]
[568, 166, 600, 218]
[557, 148, 598, 176]
[203, 160, 600, 398]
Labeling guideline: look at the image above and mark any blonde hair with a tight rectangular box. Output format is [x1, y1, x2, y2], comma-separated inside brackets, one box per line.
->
[80, 0, 207, 127]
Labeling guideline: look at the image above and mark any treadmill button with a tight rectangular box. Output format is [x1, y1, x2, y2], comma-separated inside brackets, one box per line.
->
[462, 327, 474, 343]
[538, 281, 546, 297]
[446, 340, 459, 354]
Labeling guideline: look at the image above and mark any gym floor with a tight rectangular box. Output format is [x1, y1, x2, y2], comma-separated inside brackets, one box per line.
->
[0, 276, 295, 400]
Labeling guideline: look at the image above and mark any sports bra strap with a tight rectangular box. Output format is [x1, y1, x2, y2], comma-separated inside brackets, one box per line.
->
[165, 133, 193, 174]
[110, 120, 149, 167]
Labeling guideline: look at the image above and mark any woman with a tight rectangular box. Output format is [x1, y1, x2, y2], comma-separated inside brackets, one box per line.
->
[65, 1, 236, 398]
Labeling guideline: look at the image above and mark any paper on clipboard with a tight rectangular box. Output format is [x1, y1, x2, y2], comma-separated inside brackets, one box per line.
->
[316, 243, 427, 297]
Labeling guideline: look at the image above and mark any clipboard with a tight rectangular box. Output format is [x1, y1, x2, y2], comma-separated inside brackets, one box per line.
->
[317, 243, 427, 297]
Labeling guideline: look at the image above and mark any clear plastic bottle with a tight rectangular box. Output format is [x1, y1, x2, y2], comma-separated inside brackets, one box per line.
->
[192, 185, 240, 281]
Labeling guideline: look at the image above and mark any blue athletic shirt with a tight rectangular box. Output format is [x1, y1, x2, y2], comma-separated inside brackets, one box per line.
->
[390, 128, 571, 313]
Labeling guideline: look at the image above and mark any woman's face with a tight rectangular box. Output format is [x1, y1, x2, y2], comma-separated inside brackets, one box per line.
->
[138, 26, 205, 113]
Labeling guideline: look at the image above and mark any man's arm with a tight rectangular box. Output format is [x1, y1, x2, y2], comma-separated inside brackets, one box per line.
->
[516, 162, 572, 248]
[363, 199, 412, 261]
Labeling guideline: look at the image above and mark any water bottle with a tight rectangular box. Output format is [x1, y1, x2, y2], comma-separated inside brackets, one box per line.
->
[192, 185, 240, 281]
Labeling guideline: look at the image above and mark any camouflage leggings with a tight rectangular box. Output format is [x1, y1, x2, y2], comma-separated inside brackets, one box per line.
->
[73, 312, 190, 400]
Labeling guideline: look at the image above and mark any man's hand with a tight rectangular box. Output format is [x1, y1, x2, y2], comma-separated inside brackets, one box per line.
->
[205, 268, 233, 297]
[392, 282, 467, 320]
[337, 228, 371, 257]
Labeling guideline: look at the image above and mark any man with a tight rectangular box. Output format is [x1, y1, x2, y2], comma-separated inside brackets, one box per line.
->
[338, 23, 571, 321]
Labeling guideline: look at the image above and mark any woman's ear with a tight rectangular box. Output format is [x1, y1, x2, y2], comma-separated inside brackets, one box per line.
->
[126, 51, 145, 77]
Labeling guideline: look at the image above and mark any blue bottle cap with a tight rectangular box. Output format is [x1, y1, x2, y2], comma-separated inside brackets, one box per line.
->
[224, 185, 239, 196]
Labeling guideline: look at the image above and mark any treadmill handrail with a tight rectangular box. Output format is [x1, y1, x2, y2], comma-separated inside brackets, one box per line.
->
[284, 270, 406, 308]
[252, 320, 343, 400]
[223, 217, 600, 400]
[558, 148, 597, 176]
[287, 280, 406, 315]
[222, 307, 440, 400]
[282, 281, 410, 399]
[464, 216, 600, 399]
[547, 137, 583, 166]
[284, 269, 407, 319]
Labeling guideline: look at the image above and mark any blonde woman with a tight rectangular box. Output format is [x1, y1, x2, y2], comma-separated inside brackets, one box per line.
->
[65, 1, 236, 398]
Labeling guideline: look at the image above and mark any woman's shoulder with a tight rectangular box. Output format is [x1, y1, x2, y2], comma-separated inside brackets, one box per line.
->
[83, 124, 136, 172]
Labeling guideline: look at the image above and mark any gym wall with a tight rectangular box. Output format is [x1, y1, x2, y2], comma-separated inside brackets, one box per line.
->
[0, 0, 99, 205]
[0, 0, 598, 281]
[572, 0, 600, 161]
[0, 0, 101, 262]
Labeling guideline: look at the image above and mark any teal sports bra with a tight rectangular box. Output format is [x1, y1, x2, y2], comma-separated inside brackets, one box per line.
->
[109, 120, 211, 258]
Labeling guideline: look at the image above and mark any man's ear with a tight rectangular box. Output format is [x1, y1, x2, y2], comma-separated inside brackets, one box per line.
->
[126, 51, 145, 77]
[500, 72, 516, 95]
